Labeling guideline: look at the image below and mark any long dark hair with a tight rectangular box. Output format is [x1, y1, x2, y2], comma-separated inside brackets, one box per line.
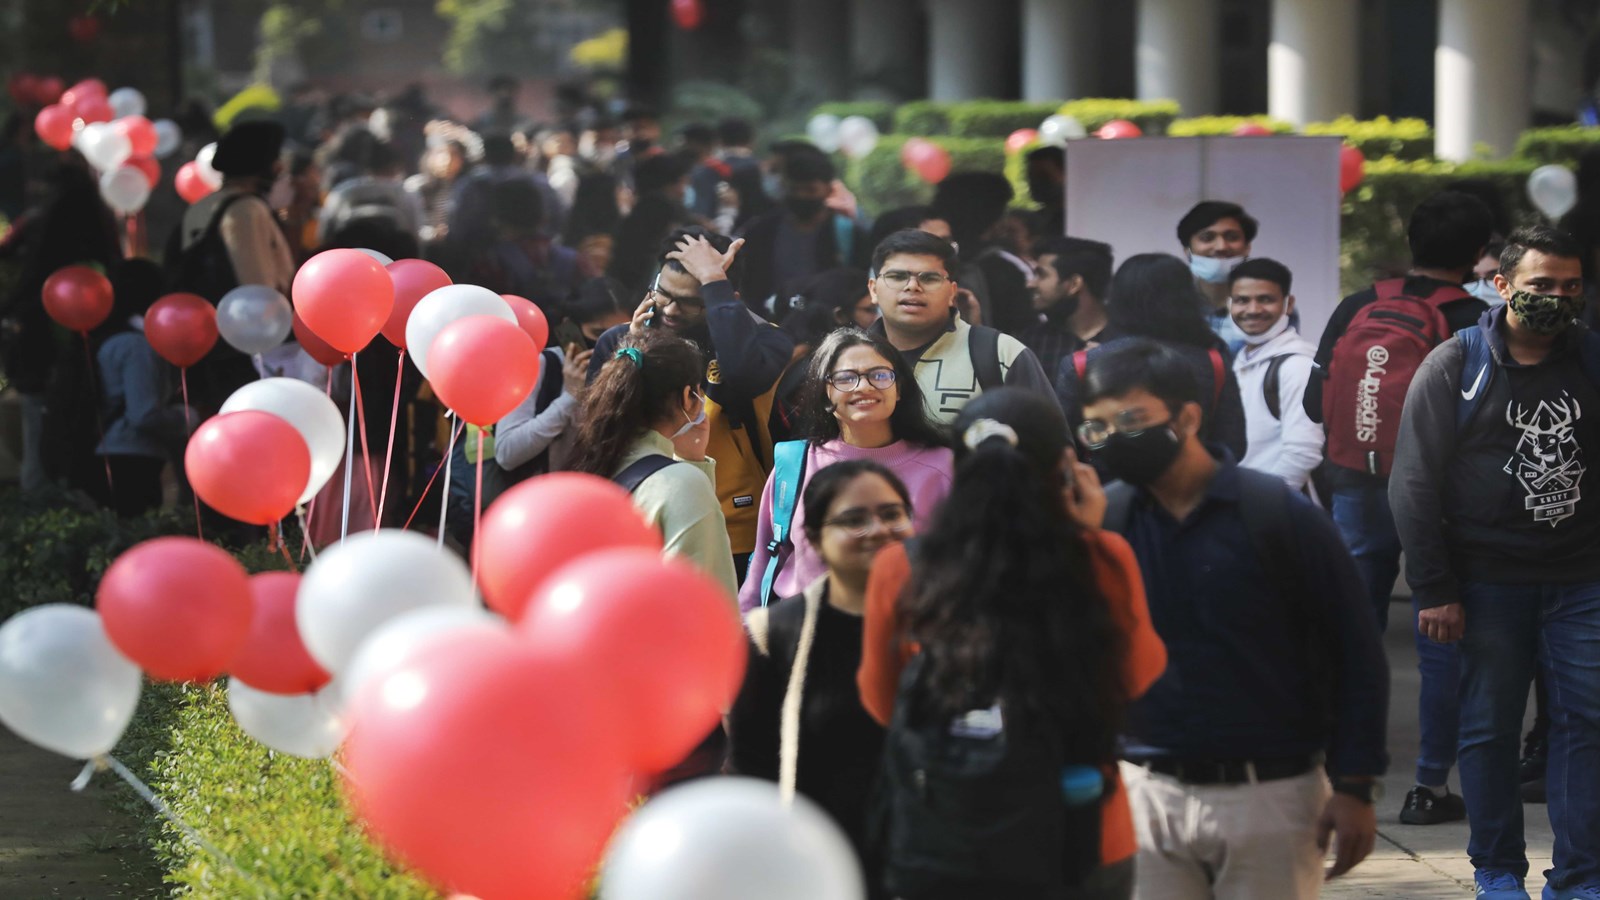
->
[1105, 253, 1218, 349]
[796, 328, 946, 449]
[570, 331, 704, 479]
[799, 459, 912, 548]
[897, 388, 1125, 763]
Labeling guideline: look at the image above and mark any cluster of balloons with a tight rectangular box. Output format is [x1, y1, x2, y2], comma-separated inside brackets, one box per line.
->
[30, 79, 185, 216]
[805, 114, 881, 160]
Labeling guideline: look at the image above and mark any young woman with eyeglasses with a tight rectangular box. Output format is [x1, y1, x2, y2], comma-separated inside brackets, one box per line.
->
[727, 459, 915, 881]
[737, 328, 953, 612]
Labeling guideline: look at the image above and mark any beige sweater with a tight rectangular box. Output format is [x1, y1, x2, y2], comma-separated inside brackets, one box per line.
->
[615, 431, 738, 604]
[180, 187, 296, 295]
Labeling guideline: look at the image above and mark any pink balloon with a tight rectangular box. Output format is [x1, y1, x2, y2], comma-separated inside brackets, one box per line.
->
[901, 138, 952, 184]
[175, 162, 213, 203]
[144, 292, 218, 368]
[113, 115, 157, 157]
[426, 316, 539, 426]
[97, 537, 253, 682]
[1005, 128, 1039, 154]
[1232, 122, 1274, 137]
[71, 94, 114, 125]
[185, 410, 311, 526]
[291, 249, 395, 355]
[382, 259, 453, 348]
[1096, 119, 1143, 140]
[500, 294, 550, 353]
[65, 78, 107, 101]
[34, 104, 75, 151]
[230, 572, 331, 695]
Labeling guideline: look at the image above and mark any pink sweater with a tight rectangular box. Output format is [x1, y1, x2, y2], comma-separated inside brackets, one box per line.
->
[737, 439, 954, 612]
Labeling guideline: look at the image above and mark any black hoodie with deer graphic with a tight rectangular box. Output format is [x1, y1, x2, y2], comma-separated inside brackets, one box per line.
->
[1389, 305, 1600, 609]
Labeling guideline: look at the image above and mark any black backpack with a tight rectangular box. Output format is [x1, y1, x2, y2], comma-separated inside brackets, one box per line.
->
[165, 192, 254, 301]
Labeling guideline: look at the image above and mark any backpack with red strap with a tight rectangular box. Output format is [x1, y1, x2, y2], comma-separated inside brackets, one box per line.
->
[1322, 278, 1468, 476]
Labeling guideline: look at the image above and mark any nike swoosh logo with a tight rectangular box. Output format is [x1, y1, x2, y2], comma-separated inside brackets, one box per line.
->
[1461, 365, 1487, 400]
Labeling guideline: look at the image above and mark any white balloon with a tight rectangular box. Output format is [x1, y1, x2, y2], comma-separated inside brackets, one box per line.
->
[72, 121, 105, 153]
[196, 142, 223, 189]
[217, 284, 294, 355]
[603, 777, 865, 900]
[152, 119, 183, 159]
[108, 87, 147, 120]
[806, 114, 842, 154]
[99, 165, 151, 215]
[1039, 114, 1087, 147]
[79, 124, 133, 171]
[0, 605, 142, 760]
[227, 678, 345, 759]
[1528, 164, 1579, 220]
[404, 284, 518, 379]
[353, 248, 394, 266]
[296, 529, 477, 675]
[336, 606, 504, 710]
[837, 115, 880, 160]
[220, 377, 345, 505]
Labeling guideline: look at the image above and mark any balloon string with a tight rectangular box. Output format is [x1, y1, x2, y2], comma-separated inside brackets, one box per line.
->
[273, 521, 297, 572]
[436, 413, 458, 548]
[74, 755, 269, 897]
[400, 419, 464, 532]
[339, 355, 357, 545]
[376, 348, 404, 525]
[296, 506, 317, 562]
[179, 368, 203, 541]
[81, 332, 115, 494]
[348, 359, 379, 524]
[472, 442, 484, 587]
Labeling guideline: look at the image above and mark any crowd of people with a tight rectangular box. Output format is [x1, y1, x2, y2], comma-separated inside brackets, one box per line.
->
[2, 75, 1598, 900]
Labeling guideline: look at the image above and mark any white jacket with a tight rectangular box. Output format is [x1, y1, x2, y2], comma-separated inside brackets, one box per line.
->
[1234, 328, 1323, 491]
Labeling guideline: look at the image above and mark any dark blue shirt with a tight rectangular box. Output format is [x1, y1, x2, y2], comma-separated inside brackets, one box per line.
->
[1118, 459, 1389, 777]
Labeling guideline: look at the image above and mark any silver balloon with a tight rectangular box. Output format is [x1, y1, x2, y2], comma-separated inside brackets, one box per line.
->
[602, 777, 865, 900]
[354, 248, 394, 265]
[152, 119, 183, 159]
[806, 114, 842, 154]
[108, 87, 147, 120]
[227, 678, 345, 759]
[1528, 164, 1579, 220]
[217, 284, 294, 355]
[0, 605, 142, 760]
[1039, 114, 1088, 147]
[99, 165, 151, 215]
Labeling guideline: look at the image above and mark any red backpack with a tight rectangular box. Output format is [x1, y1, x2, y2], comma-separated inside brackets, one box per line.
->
[1322, 278, 1468, 476]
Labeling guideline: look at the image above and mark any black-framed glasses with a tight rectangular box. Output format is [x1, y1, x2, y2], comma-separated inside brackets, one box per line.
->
[647, 273, 704, 310]
[822, 503, 912, 538]
[1076, 411, 1173, 449]
[878, 270, 950, 289]
[826, 366, 897, 392]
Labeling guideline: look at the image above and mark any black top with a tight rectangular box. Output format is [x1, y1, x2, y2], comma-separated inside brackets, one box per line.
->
[727, 592, 886, 854]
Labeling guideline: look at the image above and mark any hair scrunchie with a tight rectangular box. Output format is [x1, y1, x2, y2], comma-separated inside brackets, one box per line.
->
[962, 418, 1019, 451]
[614, 347, 644, 368]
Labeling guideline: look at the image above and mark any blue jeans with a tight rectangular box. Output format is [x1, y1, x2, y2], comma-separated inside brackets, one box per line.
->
[1458, 581, 1600, 888]
[1414, 597, 1462, 787]
[1330, 484, 1403, 629]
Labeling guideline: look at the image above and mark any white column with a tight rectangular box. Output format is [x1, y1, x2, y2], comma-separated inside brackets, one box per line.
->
[1021, 0, 1100, 101]
[1436, 0, 1531, 161]
[928, 0, 1008, 101]
[1137, 0, 1219, 115]
[1268, 0, 1359, 127]
[851, 0, 921, 101]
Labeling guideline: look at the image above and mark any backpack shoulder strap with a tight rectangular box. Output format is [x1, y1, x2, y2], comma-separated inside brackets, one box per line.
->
[1455, 326, 1494, 432]
[832, 213, 855, 265]
[613, 454, 677, 494]
[757, 440, 810, 607]
[1101, 481, 1138, 535]
[1206, 347, 1226, 407]
[969, 325, 1004, 391]
[536, 348, 564, 410]
[1264, 354, 1289, 420]
[745, 607, 772, 656]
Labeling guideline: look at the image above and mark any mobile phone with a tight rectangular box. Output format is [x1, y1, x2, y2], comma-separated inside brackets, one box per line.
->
[646, 273, 661, 328]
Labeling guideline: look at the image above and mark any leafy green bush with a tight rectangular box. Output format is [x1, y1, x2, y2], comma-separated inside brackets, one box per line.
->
[1304, 115, 1434, 161]
[946, 101, 1063, 137]
[1058, 98, 1182, 135]
[1512, 126, 1600, 166]
[1167, 115, 1295, 136]
[669, 80, 766, 130]
[892, 100, 948, 136]
[810, 101, 895, 134]
[843, 135, 1007, 215]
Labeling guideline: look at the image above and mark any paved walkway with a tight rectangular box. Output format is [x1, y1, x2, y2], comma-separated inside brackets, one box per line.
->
[1325, 600, 1553, 898]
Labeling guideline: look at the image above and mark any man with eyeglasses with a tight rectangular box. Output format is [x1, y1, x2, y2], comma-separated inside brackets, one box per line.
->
[864, 229, 1053, 423]
[1078, 339, 1387, 900]
[589, 227, 796, 584]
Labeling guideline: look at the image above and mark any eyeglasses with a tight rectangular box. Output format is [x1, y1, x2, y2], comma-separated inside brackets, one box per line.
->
[878, 270, 950, 289]
[1075, 410, 1173, 450]
[648, 273, 704, 310]
[826, 366, 897, 392]
[822, 503, 912, 538]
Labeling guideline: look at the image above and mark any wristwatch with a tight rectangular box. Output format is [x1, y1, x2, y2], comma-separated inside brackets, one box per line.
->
[1331, 777, 1384, 805]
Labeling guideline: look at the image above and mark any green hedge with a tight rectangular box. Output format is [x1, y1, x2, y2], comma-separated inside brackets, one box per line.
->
[878, 98, 1183, 138]
[1512, 126, 1600, 166]
[946, 101, 1064, 137]
[845, 135, 1007, 215]
[1167, 115, 1295, 137]
[892, 100, 949, 136]
[1303, 115, 1434, 161]
[810, 101, 896, 134]
[1058, 98, 1182, 135]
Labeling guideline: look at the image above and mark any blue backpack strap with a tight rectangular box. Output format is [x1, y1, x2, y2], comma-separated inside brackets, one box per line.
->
[1455, 326, 1494, 432]
[613, 454, 677, 494]
[758, 440, 809, 607]
[833, 213, 855, 265]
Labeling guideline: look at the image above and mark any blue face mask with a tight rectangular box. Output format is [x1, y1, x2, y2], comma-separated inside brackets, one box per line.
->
[762, 173, 782, 199]
[1189, 254, 1245, 285]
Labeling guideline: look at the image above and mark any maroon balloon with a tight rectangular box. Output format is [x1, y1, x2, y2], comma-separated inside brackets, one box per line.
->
[41, 265, 113, 332]
[145, 292, 219, 368]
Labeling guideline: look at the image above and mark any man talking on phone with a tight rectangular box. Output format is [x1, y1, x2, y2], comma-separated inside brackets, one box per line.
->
[589, 227, 796, 585]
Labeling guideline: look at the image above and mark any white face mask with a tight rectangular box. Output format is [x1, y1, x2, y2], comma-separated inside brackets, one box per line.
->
[670, 393, 707, 439]
[1242, 312, 1294, 346]
[1189, 254, 1245, 285]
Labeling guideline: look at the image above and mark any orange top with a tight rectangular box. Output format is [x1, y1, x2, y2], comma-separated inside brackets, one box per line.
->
[856, 529, 1167, 866]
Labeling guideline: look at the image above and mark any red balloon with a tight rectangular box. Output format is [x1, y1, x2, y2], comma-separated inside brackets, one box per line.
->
[342, 629, 633, 900]
[1232, 122, 1274, 137]
[127, 155, 161, 188]
[901, 138, 952, 184]
[426, 316, 539, 426]
[382, 259, 453, 348]
[292, 313, 347, 366]
[71, 94, 113, 125]
[36, 76, 64, 106]
[671, 0, 705, 30]
[500, 294, 550, 353]
[145, 292, 218, 368]
[67, 15, 102, 44]
[291, 249, 394, 355]
[1096, 119, 1143, 140]
[185, 410, 311, 525]
[34, 104, 76, 151]
[229, 572, 331, 695]
[175, 161, 214, 204]
[113, 115, 157, 158]
[474, 473, 663, 620]
[521, 548, 747, 772]
[97, 537, 253, 682]
[1339, 144, 1366, 194]
[8, 73, 40, 108]
[1005, 128, 1039, 154]
[41, 264, 113, 332]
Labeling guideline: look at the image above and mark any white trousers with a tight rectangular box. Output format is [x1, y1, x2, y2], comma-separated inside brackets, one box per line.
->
[1121, 762, 1331, 900]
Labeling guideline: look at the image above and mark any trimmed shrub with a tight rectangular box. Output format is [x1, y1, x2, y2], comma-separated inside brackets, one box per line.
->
[844, 135, 1007, 216]
[946, 101, 1065, 137]
[892, 100, 949, 136]
[1304, 115, 1434, 161]
[1058, 98, 1182, 135]
[1513, 126, 1600, 166]
[1167, 115, 1295, 136]
[810, 101, 895, 134]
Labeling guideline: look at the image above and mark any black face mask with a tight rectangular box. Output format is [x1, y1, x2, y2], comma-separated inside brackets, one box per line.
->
[1028, 176, 1060, 206]
[785, 196, 826, 220]
[1097, 423, 1183, 486]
